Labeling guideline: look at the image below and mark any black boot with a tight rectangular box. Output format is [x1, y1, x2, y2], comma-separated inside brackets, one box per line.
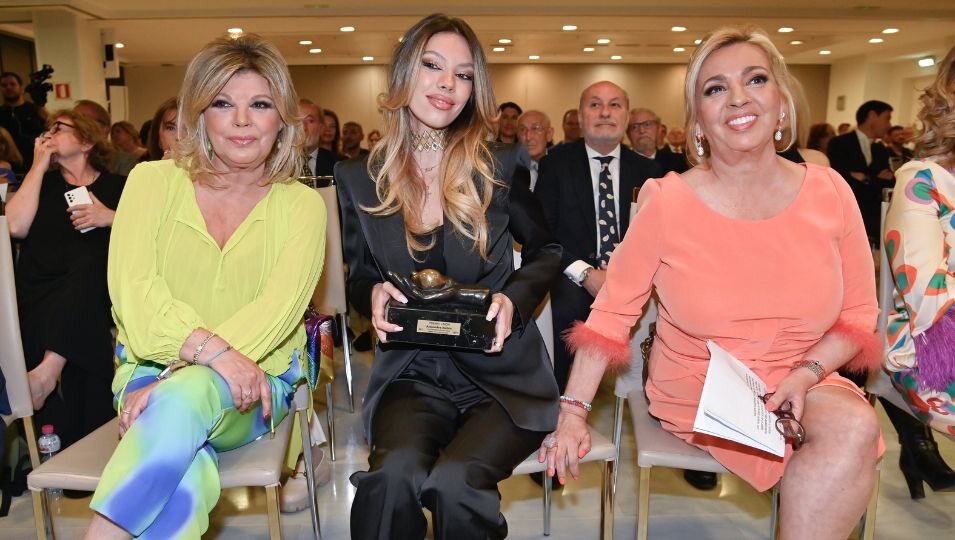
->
[881, 398, 955, 499]
[683, 469, 717, 490]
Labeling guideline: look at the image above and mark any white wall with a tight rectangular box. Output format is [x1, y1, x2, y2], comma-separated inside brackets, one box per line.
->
[125, 62, 830, 143]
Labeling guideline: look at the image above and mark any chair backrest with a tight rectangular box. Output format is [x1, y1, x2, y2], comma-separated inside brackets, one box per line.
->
[311, 186, 348, 315]
[0, 217, 33, 425]
[614, 296, 658, 398]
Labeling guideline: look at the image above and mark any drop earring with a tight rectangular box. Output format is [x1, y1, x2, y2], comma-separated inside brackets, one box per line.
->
[694, 127, 705, 156]
[774, 112, 785, 142]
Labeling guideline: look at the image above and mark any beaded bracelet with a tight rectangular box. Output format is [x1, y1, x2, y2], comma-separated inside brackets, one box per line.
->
[559, 395, 593, 412]
[193, 332, 217, 364]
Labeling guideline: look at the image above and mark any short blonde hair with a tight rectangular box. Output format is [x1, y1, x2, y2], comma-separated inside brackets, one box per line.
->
[914, 45, 955, 160]
[175, 34, 303, 185]
[683, 26, 798, 167]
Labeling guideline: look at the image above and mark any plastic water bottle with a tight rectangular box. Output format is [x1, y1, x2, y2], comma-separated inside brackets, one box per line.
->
[38, 424, 62, 500]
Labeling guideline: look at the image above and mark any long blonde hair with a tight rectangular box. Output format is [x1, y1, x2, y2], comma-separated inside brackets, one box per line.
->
[683, 26, 799, 167]
[365, 13, 499, 259]
[175, 34, 303, 185]
[914, 46, 955, 161]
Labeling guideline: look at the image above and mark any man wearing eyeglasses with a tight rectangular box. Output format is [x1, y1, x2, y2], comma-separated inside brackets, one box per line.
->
[517, 110, 553, 191]
[626, 108, 688, 174]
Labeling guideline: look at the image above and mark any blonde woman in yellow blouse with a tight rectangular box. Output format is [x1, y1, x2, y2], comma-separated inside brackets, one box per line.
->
[84, 35, 326, 539]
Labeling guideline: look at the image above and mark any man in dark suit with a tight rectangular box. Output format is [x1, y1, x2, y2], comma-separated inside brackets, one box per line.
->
[827, 100, 894, 246]
[536, 81, 662, 393]
[627, 107, 688, 174]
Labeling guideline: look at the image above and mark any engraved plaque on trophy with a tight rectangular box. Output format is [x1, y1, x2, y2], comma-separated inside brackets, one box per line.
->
[384, 269, 495, 350]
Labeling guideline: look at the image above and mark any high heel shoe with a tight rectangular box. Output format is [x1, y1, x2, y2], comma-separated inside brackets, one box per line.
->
[898, 426, 955, 499]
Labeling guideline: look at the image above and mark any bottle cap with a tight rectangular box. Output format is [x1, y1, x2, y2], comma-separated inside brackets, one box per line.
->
[41, 424, 54, 435]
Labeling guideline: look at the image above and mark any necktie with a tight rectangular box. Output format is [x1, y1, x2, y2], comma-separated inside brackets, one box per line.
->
[594, 155, 618, 265]
[302, 153, 314, 177]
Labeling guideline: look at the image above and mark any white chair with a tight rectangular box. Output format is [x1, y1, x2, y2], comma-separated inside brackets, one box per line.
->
[1, 213, 323, 539]
[510, 248, 617, 538]
[312, 182, 354, 461]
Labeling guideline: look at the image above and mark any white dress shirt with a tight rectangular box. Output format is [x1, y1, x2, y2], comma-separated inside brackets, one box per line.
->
[855, 130, 873, 166]
[563, 143, 622, 285]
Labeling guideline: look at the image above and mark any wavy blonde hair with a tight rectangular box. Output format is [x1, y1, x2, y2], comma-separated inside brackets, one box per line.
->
[683, 26, 798, 167]
[365, 13, 499, 259]
[914, 46, 955, 161]
[175, 34, 303, 185]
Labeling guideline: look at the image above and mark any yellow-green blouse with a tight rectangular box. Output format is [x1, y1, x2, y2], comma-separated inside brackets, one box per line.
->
[107, 160, 326, 392]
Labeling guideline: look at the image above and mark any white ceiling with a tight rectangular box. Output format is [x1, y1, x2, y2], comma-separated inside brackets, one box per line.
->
[1, 1, 953, 66]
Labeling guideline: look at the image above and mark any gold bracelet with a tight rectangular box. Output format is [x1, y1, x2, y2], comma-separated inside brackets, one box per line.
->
[792, 359, 825, 382]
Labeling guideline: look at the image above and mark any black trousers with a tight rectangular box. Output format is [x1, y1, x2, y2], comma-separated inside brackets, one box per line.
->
[350, 353, 546, 540]
[550, 276, 596, 393]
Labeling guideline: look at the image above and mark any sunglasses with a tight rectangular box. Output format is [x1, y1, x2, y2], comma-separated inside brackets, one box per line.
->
[760, 393, 807, 450]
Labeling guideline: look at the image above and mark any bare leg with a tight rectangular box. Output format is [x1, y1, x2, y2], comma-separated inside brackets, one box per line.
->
[84, 513, 132, 540]
[27, 350, 66, 410]
[779, 386, 880, 540]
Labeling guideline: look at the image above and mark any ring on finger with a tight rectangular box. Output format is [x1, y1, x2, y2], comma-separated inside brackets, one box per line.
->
[543, 435, 558, 449]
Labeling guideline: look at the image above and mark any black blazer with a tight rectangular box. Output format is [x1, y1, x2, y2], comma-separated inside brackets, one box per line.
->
[654, 145, 690, 174]
[535, 139, 663, 270]
[335, 144, 562, 440]
[827, 131, 891, 184]
[315, 147, 346, 177]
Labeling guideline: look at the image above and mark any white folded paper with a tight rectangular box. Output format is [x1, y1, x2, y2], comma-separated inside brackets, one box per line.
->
[693, 340, 786, 457]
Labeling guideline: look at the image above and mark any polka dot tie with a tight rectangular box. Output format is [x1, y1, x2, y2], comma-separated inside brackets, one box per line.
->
[594, 155, 618, 266]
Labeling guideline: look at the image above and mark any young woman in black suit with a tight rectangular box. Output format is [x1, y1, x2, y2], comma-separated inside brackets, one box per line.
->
[336, 13, 562, 540]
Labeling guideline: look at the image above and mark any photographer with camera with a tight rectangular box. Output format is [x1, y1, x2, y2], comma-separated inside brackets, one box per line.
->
[1, 70, 49, 175]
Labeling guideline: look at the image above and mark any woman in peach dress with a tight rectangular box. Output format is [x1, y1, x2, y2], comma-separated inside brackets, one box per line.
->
[542, 27, 884, 539]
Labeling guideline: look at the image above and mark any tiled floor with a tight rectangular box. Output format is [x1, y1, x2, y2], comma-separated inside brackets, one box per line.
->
[4, 344, 955, 539]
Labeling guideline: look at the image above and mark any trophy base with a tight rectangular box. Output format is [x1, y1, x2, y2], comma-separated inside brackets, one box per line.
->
[386, 299, 495, 350]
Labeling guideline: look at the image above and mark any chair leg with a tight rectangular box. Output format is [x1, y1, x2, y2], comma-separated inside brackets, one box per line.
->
[299, 408, 322, 540]
[543, 470, 552, 536]
[265, 485, 283, 540]
[769, 484, 780, 540]
[23, 417, 41, 470]
[637, 467, 650, 540]
[859, 470, 880, 540]
[325, 384, 336, 462]
[611, 396, 624, 487]
[31, 490, 51, 540]
[338, 313, 355, 413]
[601, 459, 616, 540]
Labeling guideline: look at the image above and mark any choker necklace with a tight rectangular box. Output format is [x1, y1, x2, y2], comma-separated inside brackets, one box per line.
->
[411, 128, 447, 152]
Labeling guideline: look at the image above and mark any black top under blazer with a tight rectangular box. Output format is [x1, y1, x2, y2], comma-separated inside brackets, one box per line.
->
[335, 144, 563, 441]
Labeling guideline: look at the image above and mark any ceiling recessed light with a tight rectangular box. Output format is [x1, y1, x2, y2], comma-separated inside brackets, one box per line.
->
[596, 38, 611, 45]
[492, 47, 505, 52]
[562, 25, 577, 31]
[114, 42, 125, 49]
[362, 56, 374, 61]
[227, 27, 243, 34]
[694, 39, 702, 45]
[583, 47, 595, 52]
[610, 55, 622, 60]
[671, 26, 687, 32]
[299, 40, 312, 45]
[528, 55, 540, 60]
[308, 48, 322, 54]
[882, 28, 899, 34]
[790, 40, 803, 45]
[673, 47, 686, 52]
[340, 26, 355, 32]
[819, 49, 831, 55]
[498, 38, 512, 44]
[778, 27, 794, 33]
[918, 56, 936, 68]
[869, 38, 884, 44]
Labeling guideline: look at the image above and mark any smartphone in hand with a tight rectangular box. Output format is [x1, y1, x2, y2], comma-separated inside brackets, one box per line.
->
[64, 186, 95, 233]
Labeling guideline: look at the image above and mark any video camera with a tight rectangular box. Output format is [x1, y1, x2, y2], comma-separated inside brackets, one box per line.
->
[25, 64, 54, 107]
